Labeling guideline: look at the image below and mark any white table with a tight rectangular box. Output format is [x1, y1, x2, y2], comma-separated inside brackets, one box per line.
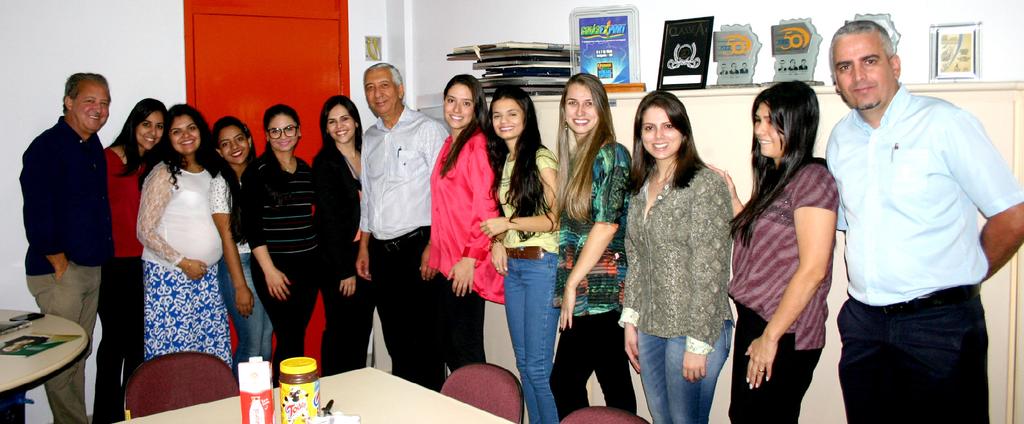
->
[123, 367, 510, 423]
[0, 309, 88, 393]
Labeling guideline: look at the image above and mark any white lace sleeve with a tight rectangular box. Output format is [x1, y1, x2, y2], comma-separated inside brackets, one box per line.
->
[137, 163, 184, 265]
[209, 175, 231, 215]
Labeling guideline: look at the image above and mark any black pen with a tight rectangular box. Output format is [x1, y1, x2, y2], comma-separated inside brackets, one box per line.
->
[890, 142, 899, 162]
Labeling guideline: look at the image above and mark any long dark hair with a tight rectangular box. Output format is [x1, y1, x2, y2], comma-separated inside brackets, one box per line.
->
[440, 74, 488, 177]
[144, 103, 220, 188]
[732, 81, 821, 245]
[487, 86, 551, 239]
[212, 116, 256, 244]
[314, 95, 363, 165]
[108, 98, 167, 179]
[556, 73, 617, 222]
[629, 91, 704, 194]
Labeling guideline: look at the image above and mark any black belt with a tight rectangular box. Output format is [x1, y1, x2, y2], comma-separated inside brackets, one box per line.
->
[373, 227, 428, 253]
[879, 284, 981, 315]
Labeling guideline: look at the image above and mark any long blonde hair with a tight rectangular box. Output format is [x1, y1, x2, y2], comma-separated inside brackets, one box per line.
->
[556, 73, 617, 222]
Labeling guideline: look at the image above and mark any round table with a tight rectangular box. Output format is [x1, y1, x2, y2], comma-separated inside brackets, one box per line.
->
[0, 309, 88, 393]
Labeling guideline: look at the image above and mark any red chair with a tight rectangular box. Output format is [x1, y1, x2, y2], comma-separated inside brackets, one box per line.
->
[124, 351, 238, 418]
[561, 406, 649, 424]
[440, 363, 523, 423]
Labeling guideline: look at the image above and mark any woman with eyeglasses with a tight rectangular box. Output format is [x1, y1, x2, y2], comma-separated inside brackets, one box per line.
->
[313, 95, 375, 376]
[137, 104, 230, 364]
[93, 98, 165, 424]
[241, 104, 324, 378]
[210, 116, 273, 375]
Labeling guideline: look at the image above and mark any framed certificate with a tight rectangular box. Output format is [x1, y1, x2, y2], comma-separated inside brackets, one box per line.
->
[570, 6, 640, 84]
[930, 22, 981, 81]
[657, 16, 714, 90]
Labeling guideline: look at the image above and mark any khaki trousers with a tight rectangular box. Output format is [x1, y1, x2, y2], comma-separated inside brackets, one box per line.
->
[26, 262, 101, 424]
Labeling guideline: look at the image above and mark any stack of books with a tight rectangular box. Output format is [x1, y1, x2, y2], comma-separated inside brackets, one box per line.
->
[447, 41, 575, 95]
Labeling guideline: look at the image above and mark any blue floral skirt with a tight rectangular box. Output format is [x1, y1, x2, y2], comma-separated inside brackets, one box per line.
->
[143, 260, 231, 364]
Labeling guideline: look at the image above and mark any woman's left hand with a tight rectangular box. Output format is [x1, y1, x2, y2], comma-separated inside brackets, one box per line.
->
[745, 334, 778, 389]
[490, 243, 508, 276]
[339, 276, 357, 297]
[682, 351, 708, 383]
[449, 258, 475, 297]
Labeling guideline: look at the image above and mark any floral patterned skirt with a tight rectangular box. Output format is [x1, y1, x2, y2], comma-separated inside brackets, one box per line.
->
[143, 260, 231, 364]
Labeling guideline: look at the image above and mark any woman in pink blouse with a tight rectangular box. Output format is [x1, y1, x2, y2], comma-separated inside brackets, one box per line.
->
[428, 74, 503, 372]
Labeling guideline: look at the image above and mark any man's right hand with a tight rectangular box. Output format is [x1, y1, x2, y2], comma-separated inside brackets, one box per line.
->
[356, 244, 372, 280]
[46, 253, 69, 281]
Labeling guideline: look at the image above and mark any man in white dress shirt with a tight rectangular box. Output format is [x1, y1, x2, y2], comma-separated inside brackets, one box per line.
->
[356, 63, 449, 390]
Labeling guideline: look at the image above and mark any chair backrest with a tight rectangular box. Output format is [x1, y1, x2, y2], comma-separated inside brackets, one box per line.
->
[124, 351, 238, 418]
[440, 363, 523, 423]
[561, 406, 649, 424]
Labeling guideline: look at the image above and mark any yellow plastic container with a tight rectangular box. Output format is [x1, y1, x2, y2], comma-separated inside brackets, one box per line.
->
[279, 357, 320, 424]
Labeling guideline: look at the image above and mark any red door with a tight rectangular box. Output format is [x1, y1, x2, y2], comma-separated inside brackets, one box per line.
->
[185, 0, 350, 366]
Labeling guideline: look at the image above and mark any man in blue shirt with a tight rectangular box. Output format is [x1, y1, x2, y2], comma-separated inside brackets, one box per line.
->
[20, 72, 114, 424]
[826, 21, 1024, 423]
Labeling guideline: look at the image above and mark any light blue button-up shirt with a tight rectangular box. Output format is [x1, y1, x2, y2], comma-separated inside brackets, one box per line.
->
[827, 85, 1024, 306]
[359, 107, 448, 240]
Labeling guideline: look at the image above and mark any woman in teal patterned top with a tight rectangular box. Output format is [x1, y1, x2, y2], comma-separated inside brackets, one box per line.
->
[550, 73, 636, 419]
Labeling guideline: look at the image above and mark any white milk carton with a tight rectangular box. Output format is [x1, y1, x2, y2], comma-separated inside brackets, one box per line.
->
[239, 356, 273, 424]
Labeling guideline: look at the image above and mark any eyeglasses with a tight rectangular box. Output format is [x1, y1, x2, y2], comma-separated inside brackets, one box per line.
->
[267, 125, 299, 139]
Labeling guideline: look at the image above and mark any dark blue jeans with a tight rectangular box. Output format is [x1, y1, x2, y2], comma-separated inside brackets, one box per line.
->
[837, 295, 988, 424]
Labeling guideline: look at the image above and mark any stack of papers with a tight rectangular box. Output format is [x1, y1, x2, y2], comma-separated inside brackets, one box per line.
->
[447, 42, 576, 95]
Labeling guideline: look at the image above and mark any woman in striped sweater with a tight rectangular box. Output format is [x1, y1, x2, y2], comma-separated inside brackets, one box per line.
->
[241, 104, 325, 379]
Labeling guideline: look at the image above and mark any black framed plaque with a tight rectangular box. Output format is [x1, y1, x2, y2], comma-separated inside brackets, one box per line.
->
[657, 16, 715, 90]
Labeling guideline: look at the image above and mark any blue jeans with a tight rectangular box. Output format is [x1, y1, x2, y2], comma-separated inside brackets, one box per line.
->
[217, 252, 274, 374]
[638, 320, 733, 424]
[504, 253, 560, 424]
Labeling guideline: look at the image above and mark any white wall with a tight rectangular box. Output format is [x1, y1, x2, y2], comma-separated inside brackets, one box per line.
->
[408, 0, 1024, 107]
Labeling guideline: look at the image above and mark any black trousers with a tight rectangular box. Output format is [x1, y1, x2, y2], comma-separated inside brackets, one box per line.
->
[838, 295, 988, 424]
[250, 251, 321, 381]
[550, 310, 637, 419]
[321, 241, 376, 376]
[92, 256, 145, 424]
[729, 302, 821, 424]
[370, 228, 445, 391]
[438, 280, 486, 372]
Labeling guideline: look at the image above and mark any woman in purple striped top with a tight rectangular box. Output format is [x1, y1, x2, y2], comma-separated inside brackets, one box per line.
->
[710, 81, 838, 423]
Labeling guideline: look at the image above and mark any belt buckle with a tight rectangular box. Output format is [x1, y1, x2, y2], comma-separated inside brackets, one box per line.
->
[880, 301, 911, 315]
[383, 240, 401, 253]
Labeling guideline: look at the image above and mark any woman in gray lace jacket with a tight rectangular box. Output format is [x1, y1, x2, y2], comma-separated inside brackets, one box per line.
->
[620, 91, 733, 424]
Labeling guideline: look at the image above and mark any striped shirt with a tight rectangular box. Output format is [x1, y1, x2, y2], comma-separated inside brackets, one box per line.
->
[729, 163, 838, 350]
[241, 157, 318, 255]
